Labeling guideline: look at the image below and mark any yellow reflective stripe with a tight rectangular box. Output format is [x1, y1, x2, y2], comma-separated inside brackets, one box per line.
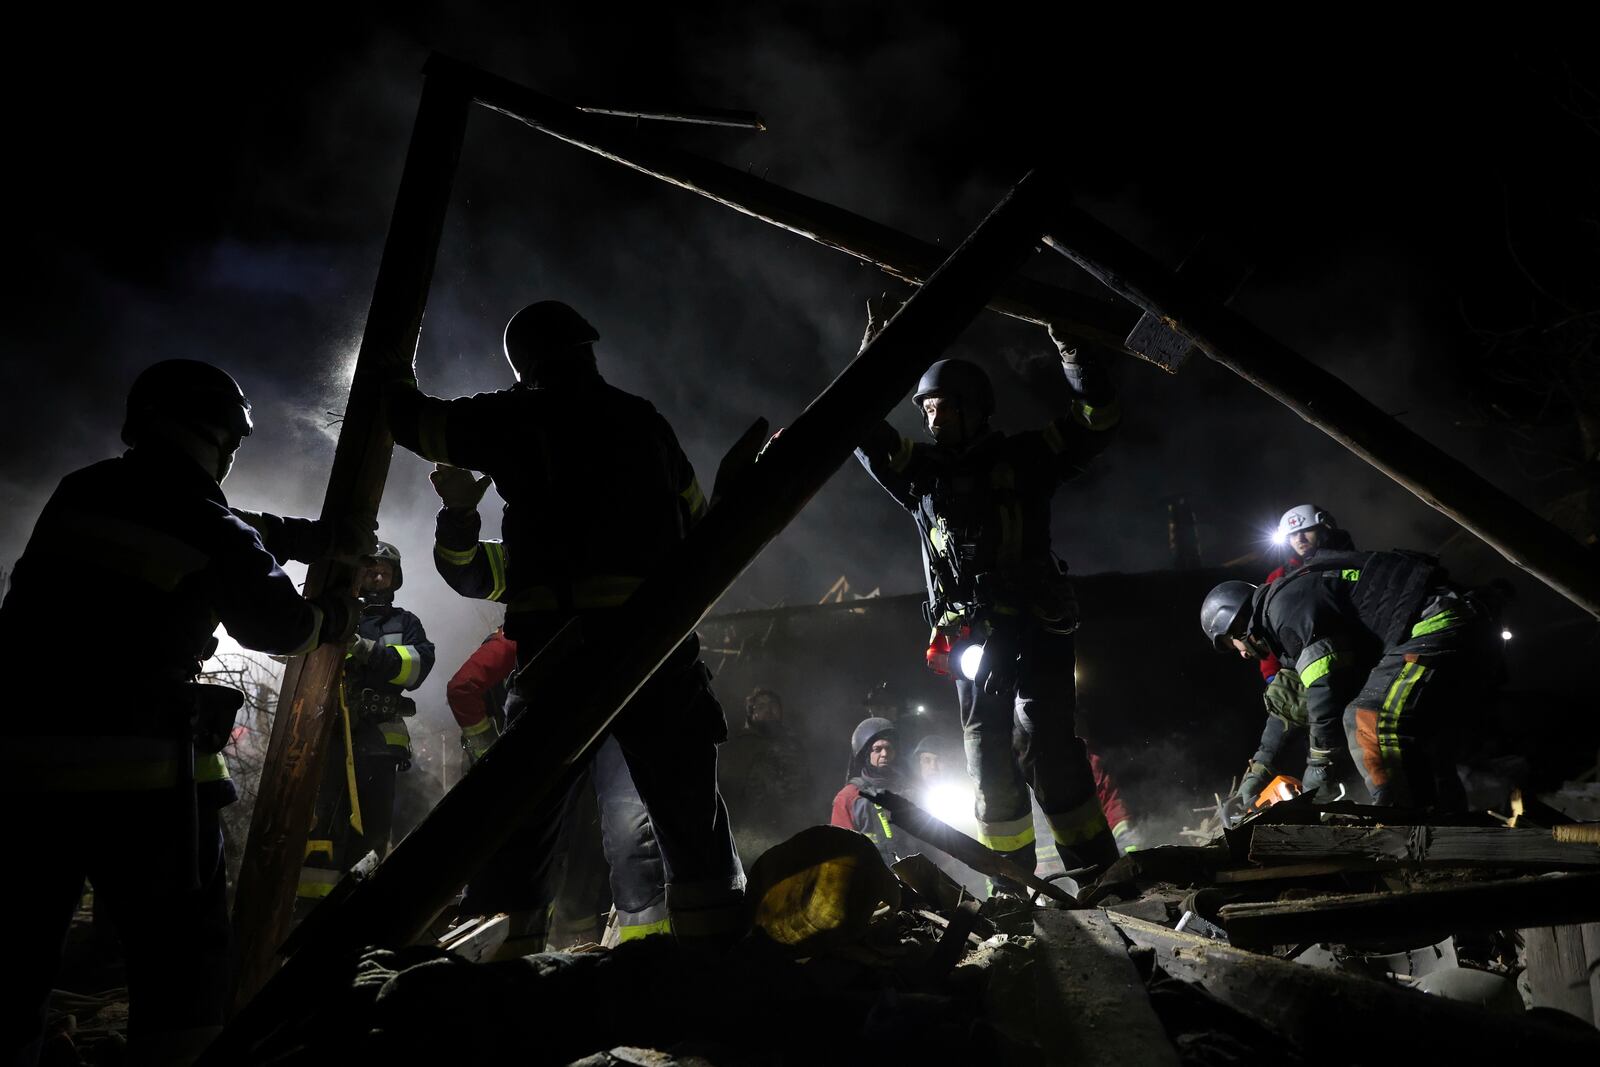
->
[1341, 569, 1362, 582]
[337, 682, 364, 837]
[1045, 797, 1111, 846]
[1299, 653, 1338, 687]
[1111, 819, 1133, 841]
[296, 868, 341, 899]
[434, 542, 479, 566]
[1071, 398, 1120, 431]
[194, 752, 230, 783]
[389, 644, 418, 687]
[304, 839, 335, 861]
[977, 814, 1036, 852]
[680, 477, 707, 520]
[1379, 661, 1427, 761]
[1042, 421, 1067, 454]
[381, 725, 412, 748]
[1410, 610, 1460, 638]
[617, 917, 674, 942]
[889, 435, 915, 472]
[484, 542, 508, 602]
[50, 511, 212, 592]
[876, 810, 895, 840]
[461, 716, 496, 738]
[417, 404, 451, 464]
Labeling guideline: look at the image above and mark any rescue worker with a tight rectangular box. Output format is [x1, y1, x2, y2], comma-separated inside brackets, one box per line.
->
[854, 298, 1122, 878]
[1202, 549, 1503, 808]
[1, 360, 359, 1066]
[1258, 505, 1356, 683]
[830, 717, 913, 864]
[718, 688, 816, 863]
[297, 543, 434, 904]
[385, 300, 744, 943]
[430, 486, 671, 947]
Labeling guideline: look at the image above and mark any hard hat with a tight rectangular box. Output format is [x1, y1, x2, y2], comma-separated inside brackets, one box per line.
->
[122, 359, 253, 448]
[1277, 504, 1337, 542]
[503, 301, 600, 381]
[850, 716, 897, 760]
[1200, 580, 1257, 651]
[366, 540, 404, 591]
[912, 359, 994, 424]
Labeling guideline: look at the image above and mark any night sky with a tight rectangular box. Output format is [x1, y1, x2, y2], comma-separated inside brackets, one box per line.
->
[5, 11, 1595, 724]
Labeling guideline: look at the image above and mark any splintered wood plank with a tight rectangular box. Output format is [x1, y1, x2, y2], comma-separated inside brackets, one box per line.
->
[1247, 824, 1600, 868]
[1033, 910, 1180, 1066]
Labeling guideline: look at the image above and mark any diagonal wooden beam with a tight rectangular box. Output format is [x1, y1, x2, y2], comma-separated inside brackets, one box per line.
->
[1040, 213, 1600, 619]
[419, 53, 1135, 355]
[228, 68, 474, 1009]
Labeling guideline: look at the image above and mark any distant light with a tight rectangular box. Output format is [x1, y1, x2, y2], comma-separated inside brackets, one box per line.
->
[915, 704, 927, 715]
[958, 643, 986, 681]
[1501, 629, 1513, 642]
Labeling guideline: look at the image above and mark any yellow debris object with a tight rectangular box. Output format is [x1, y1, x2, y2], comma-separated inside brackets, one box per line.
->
[746, 825, 901, 954]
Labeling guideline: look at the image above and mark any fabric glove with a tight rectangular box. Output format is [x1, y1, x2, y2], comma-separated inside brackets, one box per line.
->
[1048, 323, 1110, 401]
[315, 590, 361, 645]
[315, 514, 379, 561]
[430, 464, 493, 510]
[347, 635, 377, 665]
[1301, 747, 1339, 798]
[461, 718, 501, 764]
[1237, 760, 1271, 805]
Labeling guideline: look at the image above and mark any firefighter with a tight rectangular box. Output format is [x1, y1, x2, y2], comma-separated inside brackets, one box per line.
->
[385, 300, 744, 943]
[829, 717, 913, 865]
[1202, 549, 1504, 808]
[854, 298, 1122, 879]
[1257, 505, 1355, 686]
[0, 360, 359, 1066]
[431, 489, 671, 947]
[297, 542, 434, 904]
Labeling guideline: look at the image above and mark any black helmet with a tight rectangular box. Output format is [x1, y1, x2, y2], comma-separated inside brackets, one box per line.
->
[503, 301, 600, 382]
[1200, 580, 1256, 651]
[850, 716, 897, 763]
[912, 359, 994, 424]
[366, 541, 404, 591]
[122, 359, 253, 448]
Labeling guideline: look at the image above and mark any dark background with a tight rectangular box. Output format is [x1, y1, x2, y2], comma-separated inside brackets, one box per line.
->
[5, 9, 1596, 822]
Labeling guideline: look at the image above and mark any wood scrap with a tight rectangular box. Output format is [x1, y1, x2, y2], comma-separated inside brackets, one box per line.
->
[1247, 823, 1600, 868]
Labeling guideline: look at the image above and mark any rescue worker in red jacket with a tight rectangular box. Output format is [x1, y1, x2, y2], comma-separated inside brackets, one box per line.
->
[854, 299, 1122, 880]
[386, 300, 743, 942]
[432, 497, 671, 946]
[296, 542, 434, 904]
[0, 361, 359, 1066]
[830, 717, 914, 865]
[1203, 549, 1503, 808]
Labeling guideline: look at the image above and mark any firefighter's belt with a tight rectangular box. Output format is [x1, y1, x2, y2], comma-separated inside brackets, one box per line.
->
[351, 689, 416, 723]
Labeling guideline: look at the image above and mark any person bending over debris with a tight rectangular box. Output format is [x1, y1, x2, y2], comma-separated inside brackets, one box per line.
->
[1201, 549, 1505, 808]
[297, 542, 434, 905]
[431, 482, 671, 947]
[385, 299, 744, 943]
[854, 297, 1123, 879]
[831, 717, 917, 865]
[0, 360, 363, 1066]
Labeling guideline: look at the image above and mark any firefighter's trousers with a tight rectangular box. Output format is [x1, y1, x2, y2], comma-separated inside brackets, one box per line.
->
[3, 793, 229, 1067]
[1347, 614, 1499, 809]
[298, 725, 399, 903]
[956, 629, 1117, 881]
[464, 652, 743, 942]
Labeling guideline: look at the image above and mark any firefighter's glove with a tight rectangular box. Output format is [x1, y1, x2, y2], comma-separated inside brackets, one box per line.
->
[316, 514, 379, 562]
[1301, 748, 1338, 799]
[315, 590, 361, 645]
[1050, 324, 1109, 402]
[461, 717, 501, 764]
[978, 629, 1021, 698]
[859, 292, 902, 352]
[347, 635, 377, 665]
[430, 464, 492, 510]
[1237, 760, 1271, 805]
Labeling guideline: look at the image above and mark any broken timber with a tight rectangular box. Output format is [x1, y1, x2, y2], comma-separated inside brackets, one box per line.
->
[420, 53, 1133, 354]
[229, 70, 474, 1008]
[1247, 823, 1600, 869]
[1033, 910, 1180, 1066]
[1039, 210, 1600, 620]
[1111, 912, 1600, 1060]
[1219, 871, 1600, 951]
[203, 163, 1063, 1063]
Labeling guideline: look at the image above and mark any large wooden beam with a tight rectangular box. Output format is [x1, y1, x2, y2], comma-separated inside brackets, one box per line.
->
[203, 165, 1063, 1063]
[1248, 823, 1600, 869]
[1219, 871, 1600, 951]
[1039, 212, 1600, 619]
[1033, 910, 1180, 1066]
[419, 53, 1133, 354]
[1111, 912, 1600, 1060]
[228, 69, 473, 1008]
